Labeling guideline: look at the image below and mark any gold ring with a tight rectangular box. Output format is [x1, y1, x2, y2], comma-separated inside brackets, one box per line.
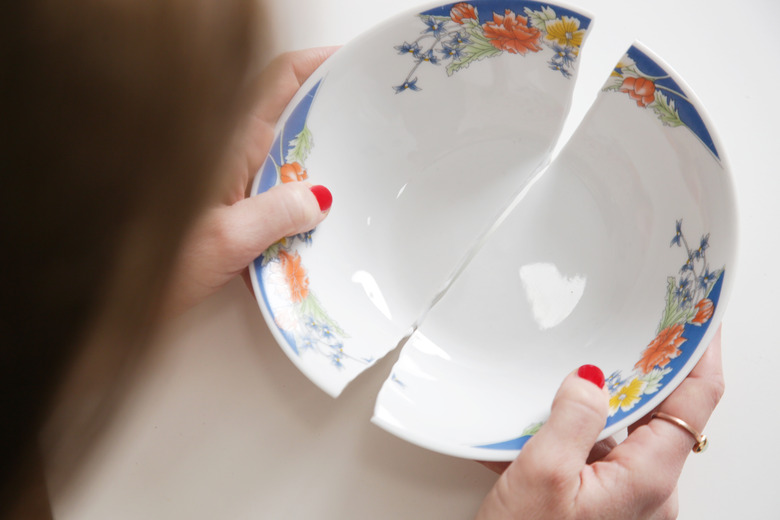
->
[651, 412, 708, 453]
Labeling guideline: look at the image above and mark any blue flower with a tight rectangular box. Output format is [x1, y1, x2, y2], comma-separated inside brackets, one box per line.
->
[551, 44, 576, 66]
[395, 41, 421, 57]
[548, 60, 572, 78]
[391, 373, 406, 388]
[417, 49, 440, 65]
[295, 230, 314, 244]
[449, 32, 471, 46]
[680, 255, 694, 273]
[319, 324, 336, 341]
[393, 77, 421, 93]
[328, 343, 346, 368]
[699, 267, 716, 290]
[330, 352, 344, 368]
[298, 337, 315, 351]
[440, 44, 463, 60]
[423, 16, 447, 38]
[605, 371, 624, 392]
[674, 278, 690, 300]
[670, 219, 683, 247]
[693, 233, 710, 259]
[680, 289, 693, 308]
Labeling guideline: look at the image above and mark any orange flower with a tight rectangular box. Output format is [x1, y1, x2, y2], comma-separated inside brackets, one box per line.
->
[620, 76, 656, 107]
[279, 250, 309, 302]
[482, 10, 542, 55]
[450, 2, 477, 24]
[280, 162, 308, 183]
[635, 324, 686, 374]
[691, 298, 714, 325]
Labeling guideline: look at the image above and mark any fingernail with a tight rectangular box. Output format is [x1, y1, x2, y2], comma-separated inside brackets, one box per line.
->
[577, 364, 605, 388]
[310, 185, 332, 213]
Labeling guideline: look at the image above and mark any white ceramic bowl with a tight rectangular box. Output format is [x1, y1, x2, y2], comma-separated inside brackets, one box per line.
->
[250, 0, 737, 461]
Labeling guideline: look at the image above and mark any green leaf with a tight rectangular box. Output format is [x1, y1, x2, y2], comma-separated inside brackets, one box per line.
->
[523, 6, 556, 30]
[521, 421, 544, 437]
[285, 125, 314, 165]
[261, 241, 284, 266]
[418, 14, 450, 23]
[300, 293, 348, 338]
[640, 367, 671, 394]
[652, 91, 684, 127]
[657, 277, 690, 331]
[446, 19, 501, 76]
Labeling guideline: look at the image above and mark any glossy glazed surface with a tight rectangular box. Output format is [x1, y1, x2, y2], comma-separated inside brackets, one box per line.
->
[250, 3, 736, 460]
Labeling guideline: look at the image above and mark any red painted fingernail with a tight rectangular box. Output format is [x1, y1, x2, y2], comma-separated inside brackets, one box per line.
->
[310, 185, 332, 212]
[577, 364, 605, 389]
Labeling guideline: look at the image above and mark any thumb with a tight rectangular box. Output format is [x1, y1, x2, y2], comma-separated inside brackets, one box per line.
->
[515, 366, 609, 490]
[219, 181, 331, 273]
[163, 182, 331, 314]
[477, 367, 610, 519]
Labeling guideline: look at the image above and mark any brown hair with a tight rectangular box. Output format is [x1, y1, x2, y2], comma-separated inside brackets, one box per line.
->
[0, 0, 261, 514]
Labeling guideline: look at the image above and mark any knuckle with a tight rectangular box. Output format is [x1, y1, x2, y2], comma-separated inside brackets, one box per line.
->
[208, 210, 242, 257]
[710, 374, 726, 405]
[270, 50, 296, 70]
[641, 480, 677, 513]
[278, 186, 316, 232]
[528, 460, 572, 495]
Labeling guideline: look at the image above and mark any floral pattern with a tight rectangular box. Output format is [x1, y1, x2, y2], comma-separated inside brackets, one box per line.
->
[481, 10, 543, 55]
[603, 45, 720, 159]
[393, 2, 591, 92]
[251, 8, 727, 454]
[478, 219, 725, 451]
[255, 81, 370, 370]
[602, 221, 723, 417]
[280, 161, 308, 183]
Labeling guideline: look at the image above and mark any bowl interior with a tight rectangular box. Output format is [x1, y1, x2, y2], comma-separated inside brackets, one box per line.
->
[251, 2, 736, 460]
[373, 44, 735, 459]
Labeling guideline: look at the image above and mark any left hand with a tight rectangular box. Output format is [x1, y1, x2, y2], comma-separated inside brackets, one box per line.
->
[164, 47, 339, 314]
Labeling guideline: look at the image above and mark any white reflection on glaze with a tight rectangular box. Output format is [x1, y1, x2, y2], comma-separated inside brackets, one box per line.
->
[406, 331, 452, 362]
[396, 182, 408, 199]
[351, 270, 392, 320]
[518, 263, 586, 330]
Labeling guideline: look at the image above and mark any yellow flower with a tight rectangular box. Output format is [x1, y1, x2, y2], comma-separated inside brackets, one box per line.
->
[610, 61, 628, 78]
[544, 16, 584, 48]
[609, 378, 645, 414]
[610, 56, 636, 77]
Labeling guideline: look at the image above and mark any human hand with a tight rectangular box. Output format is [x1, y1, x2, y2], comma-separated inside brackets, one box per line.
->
[477, 326, 724, 520]
[164, 47, 339, 314]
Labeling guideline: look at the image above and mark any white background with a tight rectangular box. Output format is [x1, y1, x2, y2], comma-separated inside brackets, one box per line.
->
[53, 0, 780, 518]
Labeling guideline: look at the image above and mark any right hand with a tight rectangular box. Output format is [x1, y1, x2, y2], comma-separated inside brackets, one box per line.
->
[477, 327, 724, 519]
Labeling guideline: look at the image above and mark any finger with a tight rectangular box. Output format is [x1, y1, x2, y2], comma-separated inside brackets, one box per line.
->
[253, 47, 340, 124]
[164, 182, 330, 315]
[598, 327, 723, 503]
[239, 47, 340, 182]
[214, 182, 331, 275]
[517, 367, 609, 483]
[477, 368, 609, 519]
[495, 369, 608, 503]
